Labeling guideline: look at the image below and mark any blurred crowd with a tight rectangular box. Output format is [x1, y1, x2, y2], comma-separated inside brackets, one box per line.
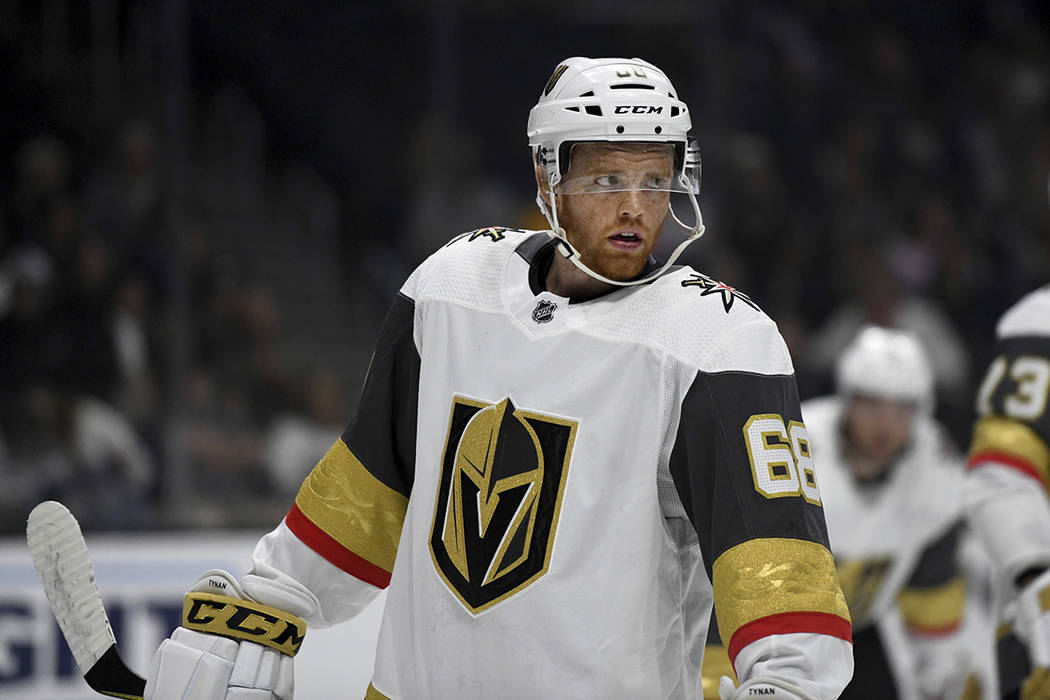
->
[0, 1, 1048, 534]
[0, 116, 348, 532]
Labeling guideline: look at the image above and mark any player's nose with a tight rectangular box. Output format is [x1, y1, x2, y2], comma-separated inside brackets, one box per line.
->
[618, 189, 646, 219]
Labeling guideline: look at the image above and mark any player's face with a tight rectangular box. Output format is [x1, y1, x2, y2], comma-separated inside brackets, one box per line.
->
[554, 143, 673, 281]
[845, 395, 917, 465]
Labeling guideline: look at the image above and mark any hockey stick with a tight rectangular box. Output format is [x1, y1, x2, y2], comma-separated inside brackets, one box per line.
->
[26, 501, 147, 699]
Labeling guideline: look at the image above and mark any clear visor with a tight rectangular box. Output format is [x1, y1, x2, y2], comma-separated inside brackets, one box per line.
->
[554, 169, 694, 196]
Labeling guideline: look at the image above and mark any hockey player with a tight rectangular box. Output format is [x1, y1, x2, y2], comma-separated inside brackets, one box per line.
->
[964, 283, 1050, 698]
[143, 57, 852, 699]
[804, 327, 984, 698]
[704, 326, 988, 699]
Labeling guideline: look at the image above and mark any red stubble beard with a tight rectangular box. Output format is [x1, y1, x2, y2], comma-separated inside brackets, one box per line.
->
[557, 203, 666, 281]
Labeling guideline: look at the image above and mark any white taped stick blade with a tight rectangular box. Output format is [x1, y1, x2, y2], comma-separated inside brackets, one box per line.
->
[27, 500, 116, 674]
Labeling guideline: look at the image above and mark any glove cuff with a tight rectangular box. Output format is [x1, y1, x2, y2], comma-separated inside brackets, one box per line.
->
[182, 570, 307, 657]
[720, 676, 817, 700]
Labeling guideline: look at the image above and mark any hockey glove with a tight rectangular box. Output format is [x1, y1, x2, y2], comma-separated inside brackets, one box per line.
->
[719, 676, 817, 700]
[145, 570, 303, 700]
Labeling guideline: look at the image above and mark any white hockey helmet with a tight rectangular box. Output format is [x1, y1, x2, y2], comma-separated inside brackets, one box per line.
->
[835, 325, 935, 410]
[526, 57, 705, 286]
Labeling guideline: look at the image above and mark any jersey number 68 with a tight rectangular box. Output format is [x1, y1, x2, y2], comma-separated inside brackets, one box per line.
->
[742, 414, 821, 505]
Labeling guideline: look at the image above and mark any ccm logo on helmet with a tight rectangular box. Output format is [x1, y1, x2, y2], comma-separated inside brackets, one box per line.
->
[614, 105, 663, 114]
[183, 591, 306, 656]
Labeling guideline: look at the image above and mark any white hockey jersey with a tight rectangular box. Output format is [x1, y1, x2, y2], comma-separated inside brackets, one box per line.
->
[245, 228, 853, 699]
[802, 397, 966, 634]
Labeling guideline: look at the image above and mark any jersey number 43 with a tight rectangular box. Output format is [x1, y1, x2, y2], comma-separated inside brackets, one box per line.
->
[976, 354, 1050, 422]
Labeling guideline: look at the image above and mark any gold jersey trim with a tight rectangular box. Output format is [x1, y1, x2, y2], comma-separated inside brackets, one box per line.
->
[295, 439, 409, 574]
[712, 537, 850, 645]
[897, 577, 966, 632]
[969, 415, 1050, 485]
[364, 683, 391, 700]
[834, 556, 892, 627]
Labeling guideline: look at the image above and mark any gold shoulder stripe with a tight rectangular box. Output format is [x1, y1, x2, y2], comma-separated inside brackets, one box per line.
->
[182, 592, 306, 656]
[969, 415, 1050, 487]
[897, 577, 966, 634]
[295, 439, 409, 574]
[713, 537, 850, 647]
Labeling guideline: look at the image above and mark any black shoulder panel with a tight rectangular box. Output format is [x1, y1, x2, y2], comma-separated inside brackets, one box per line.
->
[905, 520, 962, 589]
[669, 369, 832, 579]
[343, 292, 420, 496]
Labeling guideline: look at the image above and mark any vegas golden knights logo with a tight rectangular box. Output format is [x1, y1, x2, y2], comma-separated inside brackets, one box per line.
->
[430, 395, 577, 614]
[835, 556, 892, 625]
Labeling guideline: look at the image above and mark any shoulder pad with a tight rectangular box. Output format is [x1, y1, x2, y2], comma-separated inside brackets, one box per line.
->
[401, 226, 533, 303]
[618, 269, 790, 374]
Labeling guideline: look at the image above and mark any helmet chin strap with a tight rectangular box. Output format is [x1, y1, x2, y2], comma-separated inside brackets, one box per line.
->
[536, 175, 706, 288]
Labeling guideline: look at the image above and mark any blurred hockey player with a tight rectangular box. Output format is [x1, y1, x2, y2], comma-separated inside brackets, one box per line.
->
[704, 326, 990, 699]
[964, 281, 1050, 699]
[142, 57, 852, 699]
[814, 327, 986, 696]
[814, 327, 988, 698]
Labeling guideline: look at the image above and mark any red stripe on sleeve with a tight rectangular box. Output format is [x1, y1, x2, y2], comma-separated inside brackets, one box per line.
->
[967, 450, 1045, 488]
[285, 504, 392, 589]
[727, 611, 852, 664]
[906, 621, 962, 638]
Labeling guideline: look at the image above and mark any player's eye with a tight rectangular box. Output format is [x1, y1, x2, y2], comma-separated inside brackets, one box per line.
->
[594, 175, 620, 188]
[644, 176, 669, 190]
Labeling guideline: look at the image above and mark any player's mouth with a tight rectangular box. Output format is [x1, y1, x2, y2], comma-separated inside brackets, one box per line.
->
[607, 229, 645, 251]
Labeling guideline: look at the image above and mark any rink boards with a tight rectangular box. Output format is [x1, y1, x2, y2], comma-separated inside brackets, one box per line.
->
[0, 532, 384, 700]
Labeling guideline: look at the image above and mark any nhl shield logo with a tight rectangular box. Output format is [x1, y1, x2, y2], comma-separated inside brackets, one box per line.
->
[430, 396, 577, 614]
[531, 299, 557, 324]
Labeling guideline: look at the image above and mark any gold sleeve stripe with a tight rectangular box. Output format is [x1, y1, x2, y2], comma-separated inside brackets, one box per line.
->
[290, 439, 408, 585]
[713, 537, 851, 661]
[701, 644, 737, 699]
[364, 683, 392, 700]
[898, 577, 966, 635]
[968, 416, 1050, 489]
